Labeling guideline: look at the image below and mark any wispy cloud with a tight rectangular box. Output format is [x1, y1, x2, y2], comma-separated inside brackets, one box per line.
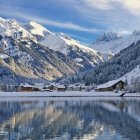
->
[80, 0, 140, 16]
[121, 0, 140, 16]
[0, 4, 101, 33]
[58, 0, 140, 33]
[1, 0, 140, 43]
[28, 16, 100, 33]
[82, 0, 113, 10]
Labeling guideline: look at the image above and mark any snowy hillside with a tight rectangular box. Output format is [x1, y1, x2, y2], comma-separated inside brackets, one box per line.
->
[96, 65, 140, 91]
[91, 31, 140, 55]
[25, 22, 104, 69]
[120, 65, 140, 84]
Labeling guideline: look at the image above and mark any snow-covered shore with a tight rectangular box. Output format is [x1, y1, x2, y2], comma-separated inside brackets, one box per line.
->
[0, 91, 139, 97]
[123, 93, 140, 97]
[0, 91, 122, 97]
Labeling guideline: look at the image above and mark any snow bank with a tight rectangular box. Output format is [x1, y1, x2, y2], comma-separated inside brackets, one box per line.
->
[123, 93, 140, 97]
[0, 91, 130, 97]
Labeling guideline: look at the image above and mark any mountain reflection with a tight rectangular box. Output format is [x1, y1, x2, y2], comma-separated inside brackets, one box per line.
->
[0, 98, 139, 140]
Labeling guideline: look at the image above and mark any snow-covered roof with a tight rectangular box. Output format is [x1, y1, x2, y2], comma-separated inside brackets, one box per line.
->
[96, 79, 124, 89]
[68, 84, 86, 88]
[57, 85, 65, 88]
[49, 83, 66, 88]
[20, 84, 35, 88]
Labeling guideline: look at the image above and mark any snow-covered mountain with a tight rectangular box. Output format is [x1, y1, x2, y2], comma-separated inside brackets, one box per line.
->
[25, 22, 104, 69]
[95, 32, 120, 43]
[0, 17, 85, 84]
[0, 17, 105, 84]
[91, 31, 140, 55]
[63, 39, 140, 85]
[24, 21, 53, 39]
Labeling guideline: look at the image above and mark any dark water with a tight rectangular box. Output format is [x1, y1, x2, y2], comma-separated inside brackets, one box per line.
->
[0, 98, 139, 140]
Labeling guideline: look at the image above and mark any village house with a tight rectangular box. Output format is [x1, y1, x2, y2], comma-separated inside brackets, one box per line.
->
[67, 85, 74, 91]
[45, 83, 66, 91]
[72, 85, 82, 91]
[95, 80, 125, 92]
[57, 85, 66, 91]
[74, 84, 91, 91]
[67, 84, 89, 91]
[19, 84, 40, 92]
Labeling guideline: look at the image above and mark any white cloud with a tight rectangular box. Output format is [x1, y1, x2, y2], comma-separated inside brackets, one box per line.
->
[121, 0, 140, 16]
[1, 0, 140, 37]
[27, 16, 100, 33]
[81, 0, 140, 16]
[0, 6, 101, 33]
[83, 0, 113, 10]
[38, 17, 132, 36]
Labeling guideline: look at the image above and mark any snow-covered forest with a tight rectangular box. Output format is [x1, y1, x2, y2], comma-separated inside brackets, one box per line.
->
[60, 40, 140, 87]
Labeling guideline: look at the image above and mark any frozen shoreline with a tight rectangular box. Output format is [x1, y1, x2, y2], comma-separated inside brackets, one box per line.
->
[0, 91, 139, 97]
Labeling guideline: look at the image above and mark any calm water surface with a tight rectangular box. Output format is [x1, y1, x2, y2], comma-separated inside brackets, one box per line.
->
[0, 98, 139, 140]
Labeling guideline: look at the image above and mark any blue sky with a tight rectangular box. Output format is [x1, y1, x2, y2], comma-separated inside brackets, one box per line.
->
[0, 0, 140, 43]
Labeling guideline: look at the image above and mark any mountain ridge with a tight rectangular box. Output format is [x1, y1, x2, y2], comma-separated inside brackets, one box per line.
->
[0, 17, 105, 84]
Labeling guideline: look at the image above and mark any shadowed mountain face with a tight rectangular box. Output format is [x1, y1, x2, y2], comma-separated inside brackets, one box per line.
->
[0, 98, 139, 140]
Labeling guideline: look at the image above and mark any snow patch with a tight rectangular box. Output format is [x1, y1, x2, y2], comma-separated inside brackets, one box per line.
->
[29, 21, 53, 36]
[0, 54, 9, 59]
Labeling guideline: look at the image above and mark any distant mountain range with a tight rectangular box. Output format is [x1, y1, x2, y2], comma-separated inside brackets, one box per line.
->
[91, 31, 140, 55]
[0, 17, 140, 85]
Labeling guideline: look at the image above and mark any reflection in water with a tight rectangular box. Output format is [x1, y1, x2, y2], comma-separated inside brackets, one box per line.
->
[0, 98, 139, 140]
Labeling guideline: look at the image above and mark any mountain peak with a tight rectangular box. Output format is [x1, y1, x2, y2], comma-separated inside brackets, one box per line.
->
[25, 21, 53, 37]
[95, 32, 120, 43]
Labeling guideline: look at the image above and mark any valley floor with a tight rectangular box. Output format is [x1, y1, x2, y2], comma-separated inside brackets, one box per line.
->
[0, 91, 139, 97]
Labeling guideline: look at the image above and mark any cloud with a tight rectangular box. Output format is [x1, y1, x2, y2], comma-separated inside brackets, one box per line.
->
[0, 5, 101, 33]
[82, 0, 113, 10]
[81, 0, 140, 16]
[1, 0, 140, 39]
[121, 0, 140, 16]
[30, 17, 100, 33]
[58, 0, 140, 31]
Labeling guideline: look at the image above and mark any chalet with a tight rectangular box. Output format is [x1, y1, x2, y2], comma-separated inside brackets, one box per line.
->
[19, 84, 40, 92]
[67, 84, 88, 91]
[95, 80, 125, 92]
[57, 85, 66, 91]
[67, 85, 74, 91]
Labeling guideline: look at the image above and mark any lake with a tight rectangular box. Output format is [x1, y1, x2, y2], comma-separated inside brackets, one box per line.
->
[0, 97, 139, 140]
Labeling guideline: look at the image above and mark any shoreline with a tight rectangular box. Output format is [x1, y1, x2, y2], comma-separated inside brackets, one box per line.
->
[0, 91, 139, 97]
